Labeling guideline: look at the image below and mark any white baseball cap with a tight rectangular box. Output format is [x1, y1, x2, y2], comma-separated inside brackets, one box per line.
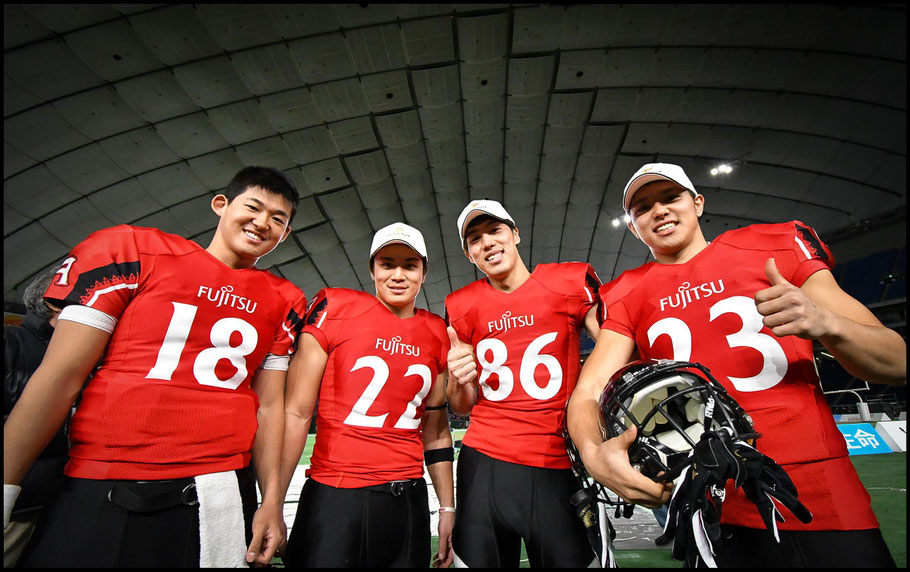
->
[457, 199, 516, 250]
[622, 163, 700, 213]
[370, 222, 428, 266]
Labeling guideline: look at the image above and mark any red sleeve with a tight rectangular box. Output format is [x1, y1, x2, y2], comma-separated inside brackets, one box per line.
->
[789, 221, 836, 287]
[597, 263, 650, 340]
[717, 221, 835, 288]
[44, 225, 142, 319]
[538, 262, 600, 321]
[581, 263, 601, 314]
[433, 313, 450, 372]
[597, 275, 638, 340]
[444, 290, 473, 344]
[301, 288, 331, 352]
[271, 285, 307, 356]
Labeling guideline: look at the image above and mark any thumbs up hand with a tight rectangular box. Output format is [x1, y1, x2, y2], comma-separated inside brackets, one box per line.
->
[447, 326, 477, 386]
[754, 258, 828, 339]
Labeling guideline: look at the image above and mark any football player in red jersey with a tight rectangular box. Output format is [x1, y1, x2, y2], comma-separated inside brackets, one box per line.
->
[279, 222, 455, 568]
[3, 166, 306, 568]
[568, 163, 905, 567]
[445, 200, 603, 567]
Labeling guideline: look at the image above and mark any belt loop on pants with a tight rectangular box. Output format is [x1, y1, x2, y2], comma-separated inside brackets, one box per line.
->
[106, 479, 199, 512]
[363, 479, 421, 497]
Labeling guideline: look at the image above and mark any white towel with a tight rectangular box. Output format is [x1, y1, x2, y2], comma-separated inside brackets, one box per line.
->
[195, 470, 247, 568]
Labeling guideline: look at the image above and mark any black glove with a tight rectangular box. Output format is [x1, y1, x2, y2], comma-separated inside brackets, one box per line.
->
[735, 441, 813, 538]
[664, 430, 735, 567]
[663, 430, 813, 567]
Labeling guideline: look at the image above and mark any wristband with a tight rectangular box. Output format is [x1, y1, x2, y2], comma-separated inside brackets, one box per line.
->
[424, 447, 455, 465]
[424, 402, 448, 411]
[438, 506, 456, 513]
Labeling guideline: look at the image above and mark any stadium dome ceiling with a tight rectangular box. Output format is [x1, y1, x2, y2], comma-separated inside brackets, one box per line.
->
[3, 3, 906, 316]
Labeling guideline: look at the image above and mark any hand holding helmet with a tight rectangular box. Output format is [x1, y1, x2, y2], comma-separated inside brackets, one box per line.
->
[598, 360, 812, 567]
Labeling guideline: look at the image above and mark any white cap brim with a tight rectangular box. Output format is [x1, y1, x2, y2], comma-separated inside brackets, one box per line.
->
[370, 222, 428, 262]
[457, 200, 515, 249]
[622, 163, 700, 212]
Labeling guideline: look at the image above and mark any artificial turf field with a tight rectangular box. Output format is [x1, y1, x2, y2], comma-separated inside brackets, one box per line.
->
[295, 431, 906, 567]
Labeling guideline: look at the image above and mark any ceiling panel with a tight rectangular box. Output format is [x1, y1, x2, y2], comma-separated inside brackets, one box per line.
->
[4, 4, 54, 50]
[155, 112, 229, 159]
[64, 19, 163, 82]
[5, 38, 104, 102]
[100, 126, 181, 175]
[52, 86, 146, 140]
[172, 56, 254, 109]
[195, 4, 283, 52]
[231, 44, 307, 95]
[128, 5, 223, 66]
[114, 70, 202, 123]
[4, 104, 91, 161]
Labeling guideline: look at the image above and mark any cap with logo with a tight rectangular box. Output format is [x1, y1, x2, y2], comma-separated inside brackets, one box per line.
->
[370, 222, 428, 268]
[456, 199, 516, 251]
[623, 163, 701, 213]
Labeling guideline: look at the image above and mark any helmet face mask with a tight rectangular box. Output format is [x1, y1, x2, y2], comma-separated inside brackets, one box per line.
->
[599, 360, 755, 480]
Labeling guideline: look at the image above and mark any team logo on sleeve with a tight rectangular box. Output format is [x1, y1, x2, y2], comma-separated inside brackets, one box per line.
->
[54, 256, 77, 286]
[304, 294, 328, 327]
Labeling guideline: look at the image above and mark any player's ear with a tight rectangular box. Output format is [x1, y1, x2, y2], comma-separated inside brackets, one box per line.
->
[278, 225, 292, 243]
[627, 219, 642, 241]
[694, 194, 705, 218]
[211, 194, 228, 216]
[512, 227, 521, 246]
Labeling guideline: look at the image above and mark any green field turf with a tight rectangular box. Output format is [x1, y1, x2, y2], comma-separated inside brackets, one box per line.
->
[851, 451, 906, 567]
[299, 432, 905, 568]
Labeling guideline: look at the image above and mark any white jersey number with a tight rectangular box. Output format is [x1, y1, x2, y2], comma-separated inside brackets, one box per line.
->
[344, 356, 433, 429]
[146, 302, 260, 390]
[475, 332, 563, 401]
[646, 295, 787, 392]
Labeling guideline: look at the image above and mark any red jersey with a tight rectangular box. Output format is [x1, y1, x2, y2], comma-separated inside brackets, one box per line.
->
[600, 221, 878, 531]
[446, 262, 600, 469]
[302, 288, 449, 488]
[44, 225, 307, 480]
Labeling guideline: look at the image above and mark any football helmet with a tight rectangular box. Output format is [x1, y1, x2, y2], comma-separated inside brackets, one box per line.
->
[598, 359, 757, 481]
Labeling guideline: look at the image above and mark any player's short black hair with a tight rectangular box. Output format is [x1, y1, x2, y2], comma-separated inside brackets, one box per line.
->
[224, 166, 300, 222]
[23, 265, 62, 321]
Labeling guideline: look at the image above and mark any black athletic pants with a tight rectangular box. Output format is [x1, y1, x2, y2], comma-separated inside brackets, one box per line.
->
[18, 467, 257, 568]
[714, 524, 896, 568]
[283, 477, 430, 568]
[452, 445, 596, 567]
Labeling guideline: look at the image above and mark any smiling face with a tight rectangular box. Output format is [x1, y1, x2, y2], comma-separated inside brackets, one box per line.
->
[371, 243, 426, 316]
[207, 185, 293, 269]
[463, 216, 524, 281]
[626, 180, 708, 264]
